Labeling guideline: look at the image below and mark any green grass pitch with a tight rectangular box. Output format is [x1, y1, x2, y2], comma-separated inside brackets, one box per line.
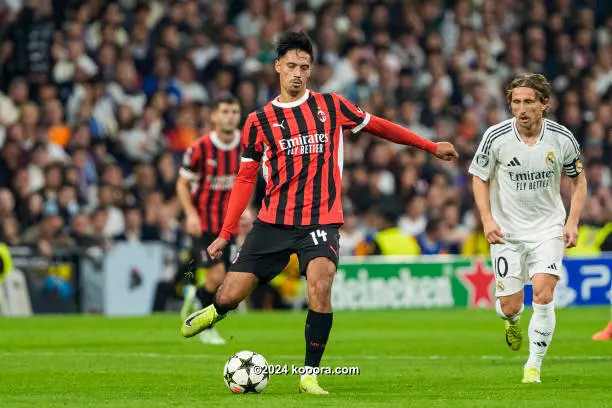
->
[1, 307, 611, 407]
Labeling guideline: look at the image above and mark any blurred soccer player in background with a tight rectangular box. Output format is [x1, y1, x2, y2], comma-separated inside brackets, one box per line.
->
[176, 95, 242, 345]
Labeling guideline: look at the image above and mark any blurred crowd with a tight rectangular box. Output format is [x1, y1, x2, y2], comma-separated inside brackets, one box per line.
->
[0, 0, 611, 267]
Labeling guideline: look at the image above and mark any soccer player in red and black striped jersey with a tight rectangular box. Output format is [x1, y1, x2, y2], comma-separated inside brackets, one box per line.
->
[181, 31, 458, 392]
[176, 95, 241, 345]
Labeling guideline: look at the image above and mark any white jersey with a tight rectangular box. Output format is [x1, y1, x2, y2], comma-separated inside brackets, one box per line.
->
[468, 118, 583, 242]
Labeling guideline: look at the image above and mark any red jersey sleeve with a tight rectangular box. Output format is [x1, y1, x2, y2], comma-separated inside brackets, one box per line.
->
[179, 141, 203, 181]
[241, 113, 265, 162]
[333, 93, 371, 134]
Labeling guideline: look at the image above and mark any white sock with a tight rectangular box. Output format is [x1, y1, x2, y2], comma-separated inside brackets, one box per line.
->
[495, 299, 523, 323]
[301, 366, 317, 380]
[526, 302, 556, 371]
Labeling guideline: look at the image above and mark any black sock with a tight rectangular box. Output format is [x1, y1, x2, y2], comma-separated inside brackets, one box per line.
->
[196, 287, 216, 308]
[304, 309, 333, 368]
[213, 301, 235, 315]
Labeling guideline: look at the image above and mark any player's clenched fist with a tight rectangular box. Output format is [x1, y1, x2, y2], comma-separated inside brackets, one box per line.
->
[208, 237, 229, 260]
[483, 216, 505, 245]
[434, 142, 459, 161]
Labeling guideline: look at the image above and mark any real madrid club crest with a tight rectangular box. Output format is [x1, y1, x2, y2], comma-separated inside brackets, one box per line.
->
[497, 279, 505, 292]
[317, 107, 327, 123]
[545, 151, 556, 166]
[575, 159, 583, 174]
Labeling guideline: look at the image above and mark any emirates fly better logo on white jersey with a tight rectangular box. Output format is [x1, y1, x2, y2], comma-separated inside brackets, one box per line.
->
[278, 132, 329, 156]
[509, 170, 555, 191]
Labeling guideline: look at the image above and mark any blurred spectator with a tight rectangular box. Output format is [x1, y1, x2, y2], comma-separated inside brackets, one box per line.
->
[22, 209, 74, 256]
[339, 209, 366, 257]
[107, 60, 146, 116]
[361, 201, 420, 256]
[416, 218, 448, 255]
[566, 195, 610, 255]
[165, 106, 197, 152]
[1, 216, 21, 246]
[0, 187, 15, 222]
[440, 200, 467, 253]
[70, 212, 101, 248]
[398, 195, 427, 237]
[156, 151, 178, 201]
[90, 206, 112, 246]
[461, 215, 490, 256]
[93, 183, 124, 237]
[157, 204, 182, 250]
[113, 205, 159, 242]
[0, 140, 20, 188]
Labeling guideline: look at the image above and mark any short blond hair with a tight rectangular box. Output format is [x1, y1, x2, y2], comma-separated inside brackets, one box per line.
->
[506, 73, 552, 105]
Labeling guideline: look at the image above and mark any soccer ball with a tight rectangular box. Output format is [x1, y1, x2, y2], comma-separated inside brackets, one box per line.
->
[223, 350, 270, 393]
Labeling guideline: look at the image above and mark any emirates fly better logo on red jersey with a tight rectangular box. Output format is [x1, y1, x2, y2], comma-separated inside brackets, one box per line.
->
[278, 132, 330, 156]
[205, 174, 236, 190]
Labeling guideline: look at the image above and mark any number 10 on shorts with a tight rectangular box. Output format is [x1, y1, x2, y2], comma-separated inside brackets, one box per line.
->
[310, 229, 327, 245]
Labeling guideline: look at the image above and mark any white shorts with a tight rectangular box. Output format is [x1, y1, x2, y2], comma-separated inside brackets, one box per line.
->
[490, 237, 564, 297]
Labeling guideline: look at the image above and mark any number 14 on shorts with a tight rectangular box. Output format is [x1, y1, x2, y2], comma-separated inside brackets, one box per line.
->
[310, 229, 327, 245]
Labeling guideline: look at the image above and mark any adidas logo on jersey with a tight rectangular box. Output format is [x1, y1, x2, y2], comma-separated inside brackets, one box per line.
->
[547, 263, 558, 271]
[507, 157, 521, 167]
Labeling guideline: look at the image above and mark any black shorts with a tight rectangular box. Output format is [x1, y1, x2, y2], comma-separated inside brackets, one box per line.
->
[231, 220, 340, 284]
[192, 232, 236, 270]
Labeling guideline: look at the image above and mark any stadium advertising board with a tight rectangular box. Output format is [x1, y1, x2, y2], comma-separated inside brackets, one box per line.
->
[333, 256, 612, 310]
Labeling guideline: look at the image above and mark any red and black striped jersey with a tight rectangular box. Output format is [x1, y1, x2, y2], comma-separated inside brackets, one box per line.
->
[241, 90, 370, 226]
[180, 131, 241, 234]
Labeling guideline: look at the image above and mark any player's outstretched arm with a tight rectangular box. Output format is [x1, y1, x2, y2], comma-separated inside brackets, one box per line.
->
[363, 115, 458, 161]
[208, 160, 260, 260]
[472, 175, 504, 245]
[563, 172, 587, 248]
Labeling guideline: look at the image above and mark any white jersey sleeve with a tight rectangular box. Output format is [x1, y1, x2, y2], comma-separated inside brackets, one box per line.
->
[544, 120, 583, 177]
[468, 120, 513, 181]
[555, 125, 583, 178]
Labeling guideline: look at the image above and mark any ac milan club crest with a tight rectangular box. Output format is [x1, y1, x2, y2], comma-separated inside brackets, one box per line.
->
[317, 109, 327, 123]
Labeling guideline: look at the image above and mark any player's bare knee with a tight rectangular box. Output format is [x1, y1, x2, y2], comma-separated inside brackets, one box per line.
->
[307, 257, 336, 282]
[532, 274, 557, 305]
[500, 297, 522, 317]
[532, 289, 554, 305]
[501, 303, 522, 317]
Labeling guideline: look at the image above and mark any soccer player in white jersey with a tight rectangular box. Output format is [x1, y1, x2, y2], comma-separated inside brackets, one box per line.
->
[468, 73, 587, 383]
